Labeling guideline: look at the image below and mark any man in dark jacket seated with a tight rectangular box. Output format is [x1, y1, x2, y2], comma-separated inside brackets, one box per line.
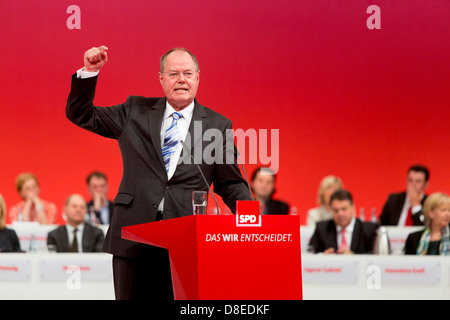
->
[47, 194, 104, 252]
[251, 167, 290, 215]
[309, 190, 379, 254]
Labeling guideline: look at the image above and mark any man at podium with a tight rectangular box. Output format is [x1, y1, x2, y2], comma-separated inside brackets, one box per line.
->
[66, 46, 251, 299]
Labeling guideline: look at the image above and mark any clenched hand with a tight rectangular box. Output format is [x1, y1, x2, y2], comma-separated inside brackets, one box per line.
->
[83, 45, 108, 72]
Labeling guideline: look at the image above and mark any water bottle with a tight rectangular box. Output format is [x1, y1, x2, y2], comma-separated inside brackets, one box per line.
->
[359, 207, 365, 221]
[370, 207, 377, 223]
[373, 227, 391, 255]
[29, 234, 37, 253]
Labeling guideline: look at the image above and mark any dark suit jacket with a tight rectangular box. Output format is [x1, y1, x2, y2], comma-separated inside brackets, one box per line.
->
[309, 219, 379, 254]
[0, 228, 21, 252]
[47, 223, 105, 253]
[264, 199, 289, 215]
[66, 75, 251, 258]
[379, 192, 426, 226]
[86, 199, 114, 224]
[403, 229, 424, 255]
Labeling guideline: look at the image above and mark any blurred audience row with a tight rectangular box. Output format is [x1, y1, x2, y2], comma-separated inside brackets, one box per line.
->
[307, 165, 450, 256]
[1, 165, 448, 255]
[307, 165, 430, 227]
[0, 171, 112, 253]
[7, 171, 113, 225]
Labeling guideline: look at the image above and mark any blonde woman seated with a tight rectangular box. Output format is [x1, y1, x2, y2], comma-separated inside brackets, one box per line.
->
[307, 175, 343, 227]
[404, 192, 450, 255]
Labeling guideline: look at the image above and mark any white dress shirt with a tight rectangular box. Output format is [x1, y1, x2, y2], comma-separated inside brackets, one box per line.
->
[157, 101, 194, 211]
[66, 223, 84, 253]
[76, 68, 99, 78]
[99, 200, 110, 224]
[336, 217, 356, 249]
[160, 101, 194, 180]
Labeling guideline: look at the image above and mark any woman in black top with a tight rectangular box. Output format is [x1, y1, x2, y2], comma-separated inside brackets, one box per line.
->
[0, 194, 21, 252]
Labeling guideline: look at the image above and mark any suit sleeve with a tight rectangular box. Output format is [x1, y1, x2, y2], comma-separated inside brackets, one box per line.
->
[363, 222, 379, 254]
[66, 74, 130, 140]
[212, 120, 252, 213]
[404, 232, 421, 255]
[46, 231, 57, 249]
[308, 227, 321, 253]
[412, 197, 426, 225]
[8, 229, 22, 252]
[378, 195, 392, 225]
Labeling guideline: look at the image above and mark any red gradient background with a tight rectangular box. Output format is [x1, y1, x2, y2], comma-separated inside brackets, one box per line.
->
[1, 0, 449, 225]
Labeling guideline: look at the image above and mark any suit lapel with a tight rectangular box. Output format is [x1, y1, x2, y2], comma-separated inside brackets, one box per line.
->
[81, 224, 91, 252]
[350, 219, 361, 253]
[328, 220, 338, 251]
[178, 100, 208, 168]
[148, 98, 167, 180]
[394, 192, 407, 224]
[190, 100, 208, 146]
[60, 227, 70, 252]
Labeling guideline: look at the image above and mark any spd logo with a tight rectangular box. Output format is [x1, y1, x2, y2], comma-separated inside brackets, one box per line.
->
[236, 201, 261, 227]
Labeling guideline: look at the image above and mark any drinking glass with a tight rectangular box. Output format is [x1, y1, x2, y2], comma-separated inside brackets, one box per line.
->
[192, 191, 207, 215]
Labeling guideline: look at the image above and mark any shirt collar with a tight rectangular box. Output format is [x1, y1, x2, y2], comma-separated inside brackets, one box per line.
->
[164, 100, 195, 122]
[66, 223, 85, 234]
[336, 217, 356, 233]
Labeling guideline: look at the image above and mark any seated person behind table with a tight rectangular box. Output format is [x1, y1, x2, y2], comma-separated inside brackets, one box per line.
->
[308, 190, 379, 254]
[251, 167, 289, 214]
[379, 164, 429, 226]
[85, 171, 114, 225]
[9, 172, 57, 224]
[47, 194, 104, 252]
[0, 194, 21, 252]
[404, 192, 450, 255]
[307, 175, 343, 226]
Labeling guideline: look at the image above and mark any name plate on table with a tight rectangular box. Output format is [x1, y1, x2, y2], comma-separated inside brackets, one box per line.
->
[369, 259, 441, 284]
[0, 258, 32, 281]
[302, 258, 359, 283]
[40, 255, 112, 281]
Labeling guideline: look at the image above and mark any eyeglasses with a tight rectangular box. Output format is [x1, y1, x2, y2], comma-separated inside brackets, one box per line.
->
[161, 71, 198, 80]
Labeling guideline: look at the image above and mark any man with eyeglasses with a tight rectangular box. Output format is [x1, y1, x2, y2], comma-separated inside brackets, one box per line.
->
[66, 46, 251, 300]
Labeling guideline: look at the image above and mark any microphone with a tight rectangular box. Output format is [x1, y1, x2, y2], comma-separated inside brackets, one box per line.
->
[180, 140, 220, 215]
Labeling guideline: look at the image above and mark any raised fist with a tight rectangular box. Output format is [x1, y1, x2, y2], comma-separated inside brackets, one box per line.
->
[83, 45, 108, 72]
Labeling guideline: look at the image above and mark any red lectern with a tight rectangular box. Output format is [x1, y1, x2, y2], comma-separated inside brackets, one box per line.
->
[122, 214, 302, 300]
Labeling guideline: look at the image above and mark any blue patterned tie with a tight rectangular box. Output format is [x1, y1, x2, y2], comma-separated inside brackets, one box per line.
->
[162, 112, 182, 173]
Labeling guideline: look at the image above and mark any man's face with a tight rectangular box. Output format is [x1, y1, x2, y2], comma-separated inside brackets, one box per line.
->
[252, 172, 275, 199]
[331, 199, 354, 228]
[88, 176, 108, 198]
[159, 51, 200, 110]
[407, 170, 427, 194]
[65, 195, 87, 225]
